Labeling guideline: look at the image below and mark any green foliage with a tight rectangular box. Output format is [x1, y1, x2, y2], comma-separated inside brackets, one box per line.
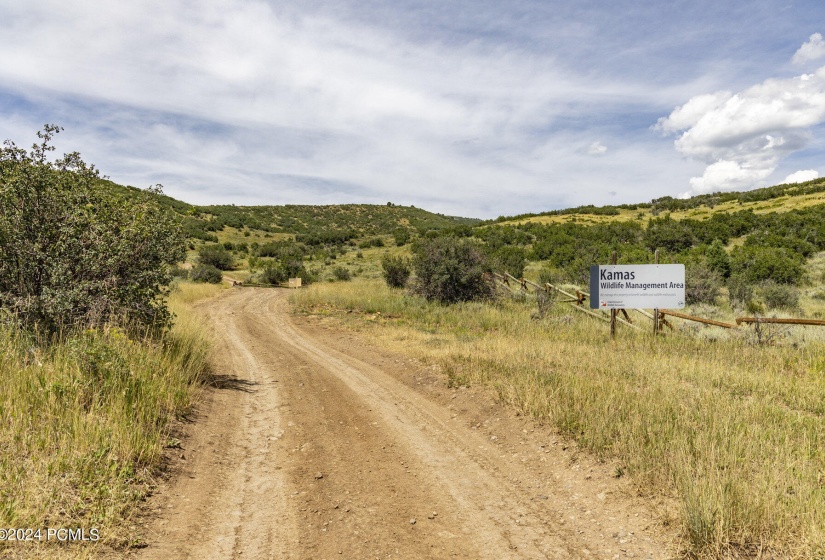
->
[256, 258, 312, 285]
[489, 245, 527, 278]
[381, 255, 412, 288]
[257, 263, 287, 285]
[190, 264, 223, 284]
[411, 237, 494, 303]
[644, 215, 696, 253]
[685, 262, 722, 305]
[730, 245, 804, 285]
[705, 239, 731, 278]
[197, 244, 234, 270]
[358, 237, 385, 249]
[759, 281, 799, 310]
[257, 240, 308, 260]
[0, 126, 185, 334]
[727, 275, 754, 309]
[393, 228, 411, 246]
[170, 265, 190, 280]
[331, 266, 352, 281]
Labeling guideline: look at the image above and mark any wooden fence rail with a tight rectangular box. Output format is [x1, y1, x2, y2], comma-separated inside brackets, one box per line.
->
[492, 271, 825, 336]
[735, 317, 825, 326]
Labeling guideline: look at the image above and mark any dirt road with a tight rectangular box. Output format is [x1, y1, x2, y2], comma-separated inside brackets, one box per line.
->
[136, 288, 675, 559]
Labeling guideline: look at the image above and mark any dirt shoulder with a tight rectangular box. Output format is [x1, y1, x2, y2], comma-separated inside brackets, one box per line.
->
[130, 288, 677, 559]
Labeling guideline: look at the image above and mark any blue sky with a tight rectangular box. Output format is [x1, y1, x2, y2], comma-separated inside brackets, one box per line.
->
[1, 0, 824, 218]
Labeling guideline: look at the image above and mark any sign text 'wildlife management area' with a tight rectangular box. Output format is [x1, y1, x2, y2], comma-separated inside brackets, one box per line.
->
[590, 264, 685, 310]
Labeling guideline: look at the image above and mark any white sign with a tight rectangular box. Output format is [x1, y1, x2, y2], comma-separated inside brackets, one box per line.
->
[590, 264, 684, 309]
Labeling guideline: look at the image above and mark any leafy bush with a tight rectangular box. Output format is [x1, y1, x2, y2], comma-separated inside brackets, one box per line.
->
[257, 263, 287, 285]
[411, 237, 494, 303]
[0, 126, 185, 333]
[170, 265, 190, 280]
[685, 262, 722, 305]
[381, 255, 412, 288]
[730, 245, 804, 285]
[727, 275, 754, 309]
[256, 259, 312, 285]
[358, 237, 385, 249]
[644, 215, 696, 253]
[489, 245, 527, 278]
[705, 239, 731, 278]
[759, 281, 799, 310]
[393, 228, 411, 246]
[331, 266, 352, 281]
[198, 244, 234, 270]
[190, 264, 223, 284]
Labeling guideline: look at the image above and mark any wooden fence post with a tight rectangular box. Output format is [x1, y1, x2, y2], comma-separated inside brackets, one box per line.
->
[610, 251, 617, 339]
[653, 250, 660, 336]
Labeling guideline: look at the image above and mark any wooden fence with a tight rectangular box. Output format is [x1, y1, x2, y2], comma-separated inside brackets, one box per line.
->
[491, 272, 825, 337]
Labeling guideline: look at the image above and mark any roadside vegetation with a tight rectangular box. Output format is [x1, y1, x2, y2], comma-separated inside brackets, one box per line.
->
[293, 277, 825, 559]
[0, 128, 213, 556]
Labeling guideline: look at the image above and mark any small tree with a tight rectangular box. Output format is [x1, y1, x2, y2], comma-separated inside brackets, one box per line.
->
[190, 264, 223, 284]
[411, 237, 494, 303]
[727, 274, 754, 309]
[381, 255, 411, 288]
[685, 262, 722, 305]
[705, 239, 731, 278]
[331, 266, 352, 281]
[0, 126, 185, 333]
[393, 228, 411, 246]
[759, 280, 799, 310]
[198, 244, 234, 270]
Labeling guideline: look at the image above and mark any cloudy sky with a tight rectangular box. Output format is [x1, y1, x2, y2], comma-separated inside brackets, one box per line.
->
[1, 1, 824, 218]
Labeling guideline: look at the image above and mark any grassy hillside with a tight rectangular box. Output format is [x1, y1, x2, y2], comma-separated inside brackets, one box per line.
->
[97, 179, 480, 243]
[490, 177, 825, 226]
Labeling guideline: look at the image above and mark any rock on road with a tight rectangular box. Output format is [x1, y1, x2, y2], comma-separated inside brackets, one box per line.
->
[135, 288, 674, 559]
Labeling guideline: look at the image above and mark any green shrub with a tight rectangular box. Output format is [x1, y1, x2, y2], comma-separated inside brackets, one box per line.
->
[257, 263, 287, 285]
[393, 228, 411, 246]
[257, 259, 312, 285]
[759, 281, 799, 310]
[685, 262, 722, 305]
[190, 264, 223, 284]
[198, 244, 234, 270]
[331, 266, 352, 281]
[0, 126, 185, 333]
[730, 245, 804, 285]
[727, 275, 754, 309]
[170, 265, 190, 280]
[381, 255, 411, 288]
[705, 239, 731, 278]
[490, 245, 527, 278]
[358, 237, 385, 249]
[411, 237, 494, 303]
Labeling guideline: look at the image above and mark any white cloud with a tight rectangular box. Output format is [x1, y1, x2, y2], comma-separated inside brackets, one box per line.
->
[793, 33, 825, 65]
[782, 169, 820, 184]
[7, 1, 815, 216]
[658, 58, 825, 196]
[688, 160, 774, 194]
[587, 141, 608, 155]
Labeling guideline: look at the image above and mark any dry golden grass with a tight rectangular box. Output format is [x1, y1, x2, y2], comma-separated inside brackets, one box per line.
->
[495, 191, 825, 228]
[293, 279, 825, 559]
[0, 282, 213, 557]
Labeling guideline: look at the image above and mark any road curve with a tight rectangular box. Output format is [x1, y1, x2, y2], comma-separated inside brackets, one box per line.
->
[135, 288, 674, 559]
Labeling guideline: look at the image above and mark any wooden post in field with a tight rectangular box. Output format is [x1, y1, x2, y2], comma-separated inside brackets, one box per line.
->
[610, 251, 617, 339]
[653, 250, 660, 336]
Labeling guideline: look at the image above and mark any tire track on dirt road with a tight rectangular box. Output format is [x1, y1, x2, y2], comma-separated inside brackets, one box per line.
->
[135, 288, 674, 559]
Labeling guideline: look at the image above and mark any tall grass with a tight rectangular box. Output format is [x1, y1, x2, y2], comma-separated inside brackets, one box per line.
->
[0, 282, 214, 554]
[293, 279, 825, 558]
